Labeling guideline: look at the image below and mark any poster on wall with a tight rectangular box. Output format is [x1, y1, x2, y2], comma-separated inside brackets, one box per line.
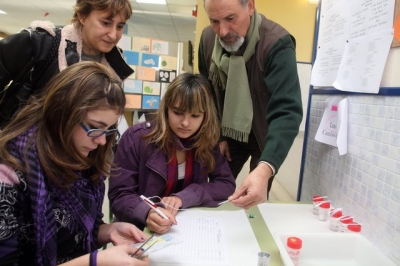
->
[151, 39, 169, 55]
[141, 53, 160, 68]
[142, 95, 160, 109]
[159, 70, 176, 83]
[132, 37, 151, 52]
[315, 97, 348, 155]
[137, 66, 156, 81]
[159, 55, 177, 70]
[125, 94, 142, 109]
[142, 81, 161, 95]
[123, 50, 139, 66]
[123, 79, 142, 94]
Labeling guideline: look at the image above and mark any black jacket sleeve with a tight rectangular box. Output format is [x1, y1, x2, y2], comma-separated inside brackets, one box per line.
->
[0, 31, 34, 90]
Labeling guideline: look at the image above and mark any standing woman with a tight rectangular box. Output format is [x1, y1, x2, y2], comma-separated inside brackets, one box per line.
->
[108, 73, 236, 234]
[0, 61, 149, 266]
[0, 0, 133, 127]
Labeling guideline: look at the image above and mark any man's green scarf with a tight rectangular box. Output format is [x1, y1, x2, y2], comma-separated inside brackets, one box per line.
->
[209, 10, 261, 143]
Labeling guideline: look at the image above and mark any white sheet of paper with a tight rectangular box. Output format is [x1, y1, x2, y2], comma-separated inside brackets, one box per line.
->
[314, 96, 348, 155]
[310, 0, 351, 86]
[311, 0, 395, 89]
[315, 97, 341, 147]
[348, 0, 395, 39]
[148, 209, 260, 266]
[333, 28, 394, 93]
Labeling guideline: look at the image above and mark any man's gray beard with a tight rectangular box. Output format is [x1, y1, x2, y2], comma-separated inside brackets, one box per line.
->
[219, 36, 245, 53]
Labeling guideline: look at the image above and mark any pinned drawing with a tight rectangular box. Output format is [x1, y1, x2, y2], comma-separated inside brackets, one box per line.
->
[142, 95, 160, 109]
[142, 53, 160, 68]
[123, 50, 139, 66]
[123, 79, 142, 94]
[137, 66, 156, 81]
[159, 55, 177, 70]
[159, 70, 176, 83]
[132, 37, 151, 52]
[125, 94, 142, 109]
[151, 40, 169, 55]
[142, 81, 160, 95]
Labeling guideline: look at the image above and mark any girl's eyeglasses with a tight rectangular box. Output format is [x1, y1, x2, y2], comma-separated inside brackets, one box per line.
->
[80, 122, 118, 138]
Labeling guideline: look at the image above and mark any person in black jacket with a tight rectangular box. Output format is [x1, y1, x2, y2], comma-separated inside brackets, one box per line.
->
[0, 0, 134, 128]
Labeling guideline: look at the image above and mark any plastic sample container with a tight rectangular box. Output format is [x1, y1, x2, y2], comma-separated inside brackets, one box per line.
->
[273, 232, 396, 266]
[339, 216, 353, 232]
[312, 195, 326, 215]
[318, 201, 331, 221]
[329, 208, 343, 231]
[287, 236, 302, 266]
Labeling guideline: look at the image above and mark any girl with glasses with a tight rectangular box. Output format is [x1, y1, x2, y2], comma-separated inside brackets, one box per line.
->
[0, 61, 149, 266]
[108, 73, 236, 235]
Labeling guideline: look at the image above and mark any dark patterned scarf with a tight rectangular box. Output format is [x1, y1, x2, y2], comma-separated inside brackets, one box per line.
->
[9, 126, 104, 265]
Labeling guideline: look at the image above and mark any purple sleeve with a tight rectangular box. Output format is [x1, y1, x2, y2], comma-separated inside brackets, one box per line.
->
[108, 127, 151, 227]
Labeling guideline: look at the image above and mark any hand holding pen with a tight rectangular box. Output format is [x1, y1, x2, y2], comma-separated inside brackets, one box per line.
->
[141, 195, 170, 219]
[141, 195, 177, 234]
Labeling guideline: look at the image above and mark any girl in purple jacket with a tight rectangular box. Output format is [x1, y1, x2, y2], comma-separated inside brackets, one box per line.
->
[109, 73, 236, 234]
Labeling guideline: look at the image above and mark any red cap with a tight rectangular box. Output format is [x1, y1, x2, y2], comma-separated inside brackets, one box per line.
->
[319, 201, 330, 209]
[287, 237, 302, 249]
[347, 223, 362, 232]
[313, 195, 324, 202]
[330, 209, 342, 217]
[340, 216, 353, 224]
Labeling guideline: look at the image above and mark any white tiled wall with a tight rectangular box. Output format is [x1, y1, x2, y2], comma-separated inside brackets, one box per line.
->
[300, 94, 400, 265]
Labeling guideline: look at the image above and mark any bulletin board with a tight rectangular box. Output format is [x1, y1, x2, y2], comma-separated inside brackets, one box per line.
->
[118, 35, 179, 111]
[310, 0, 400, 96]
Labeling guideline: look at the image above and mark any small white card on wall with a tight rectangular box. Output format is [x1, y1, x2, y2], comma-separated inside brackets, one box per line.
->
[315, 96, 348, 155]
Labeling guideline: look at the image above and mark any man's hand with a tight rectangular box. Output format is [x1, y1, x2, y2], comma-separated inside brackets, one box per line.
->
[228, 163, 272, 209]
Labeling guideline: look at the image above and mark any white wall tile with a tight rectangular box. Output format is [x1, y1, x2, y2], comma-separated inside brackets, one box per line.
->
[300, 94, 400, 265]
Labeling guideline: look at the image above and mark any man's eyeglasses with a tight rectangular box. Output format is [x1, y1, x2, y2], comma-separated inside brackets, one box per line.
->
[80, 122, 118, 138]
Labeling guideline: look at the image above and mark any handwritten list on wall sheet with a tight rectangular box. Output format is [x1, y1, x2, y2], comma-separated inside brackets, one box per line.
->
[311, 0, 396, 93]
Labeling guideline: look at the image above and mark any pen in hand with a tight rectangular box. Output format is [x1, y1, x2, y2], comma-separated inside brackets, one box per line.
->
[140, 195, 170, 220]
[218, 199, 230, 205]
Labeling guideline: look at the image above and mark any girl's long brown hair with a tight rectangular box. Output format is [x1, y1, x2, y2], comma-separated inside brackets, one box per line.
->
[0, 61, 126, 187]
